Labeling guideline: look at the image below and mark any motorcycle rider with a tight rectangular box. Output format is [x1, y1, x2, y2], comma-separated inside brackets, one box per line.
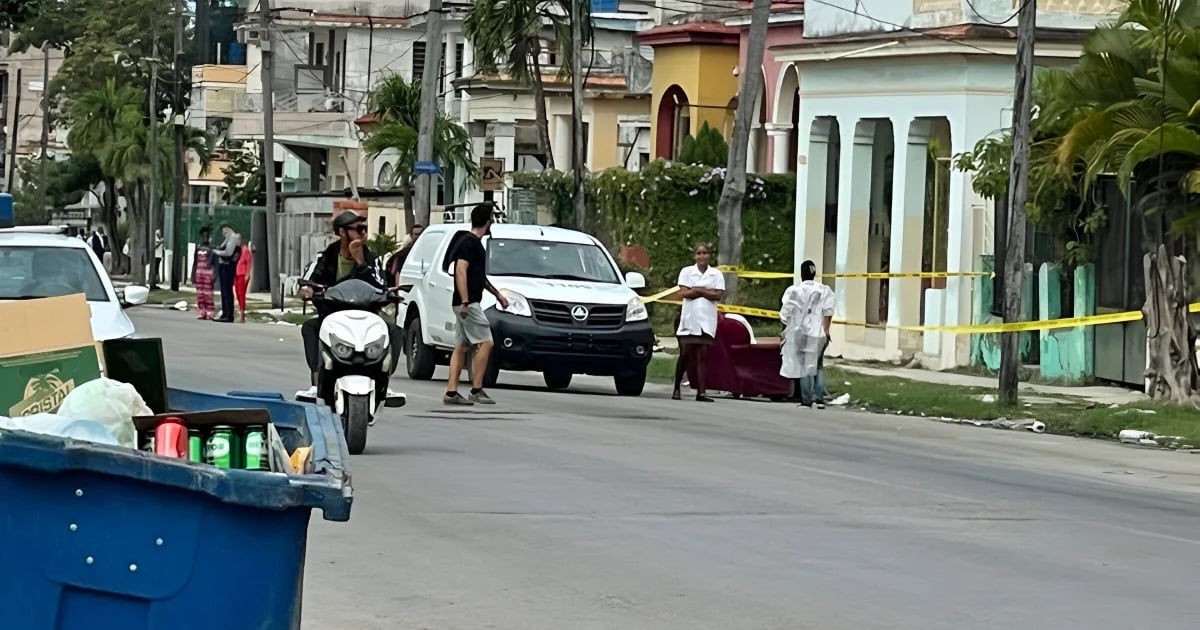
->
[298, 211, 403, 403]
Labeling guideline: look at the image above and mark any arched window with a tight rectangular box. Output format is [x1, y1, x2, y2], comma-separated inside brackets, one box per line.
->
[378, 162, 394, 189]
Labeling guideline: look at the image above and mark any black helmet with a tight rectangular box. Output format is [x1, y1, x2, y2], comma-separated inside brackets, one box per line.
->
[333, 211, 365, 231]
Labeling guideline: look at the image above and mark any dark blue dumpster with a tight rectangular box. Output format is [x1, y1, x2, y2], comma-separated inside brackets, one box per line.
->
[0, 388, 352, 630]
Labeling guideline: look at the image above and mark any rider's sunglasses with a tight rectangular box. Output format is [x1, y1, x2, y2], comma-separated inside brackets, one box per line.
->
[348, 224, 368, 234]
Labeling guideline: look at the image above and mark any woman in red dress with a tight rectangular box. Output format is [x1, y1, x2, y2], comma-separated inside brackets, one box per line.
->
[234, 242, 252, 322]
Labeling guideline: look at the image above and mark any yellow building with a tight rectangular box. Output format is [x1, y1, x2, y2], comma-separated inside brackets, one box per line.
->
[637, 23, 741, 160]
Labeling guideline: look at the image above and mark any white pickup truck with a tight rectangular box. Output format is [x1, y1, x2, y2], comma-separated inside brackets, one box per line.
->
[396, 223, 654, 396]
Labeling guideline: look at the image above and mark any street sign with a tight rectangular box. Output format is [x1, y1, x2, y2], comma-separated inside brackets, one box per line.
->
[414, 160, 442, 175]
[481, 158, 504, 192]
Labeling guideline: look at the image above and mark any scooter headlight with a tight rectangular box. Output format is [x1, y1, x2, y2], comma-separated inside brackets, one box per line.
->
[330, 334, 355, 360]
[364, 336, 388, 360]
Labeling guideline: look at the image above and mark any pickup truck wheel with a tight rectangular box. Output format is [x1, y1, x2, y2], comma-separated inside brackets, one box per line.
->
[543, 370, 572, 390]
[405, 316, 436, 380]
[614, 366, 647, 397]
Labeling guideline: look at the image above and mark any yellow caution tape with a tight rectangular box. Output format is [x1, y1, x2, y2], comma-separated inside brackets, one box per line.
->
[717, 265, 993, 280]
[645, 286, 1200, 334]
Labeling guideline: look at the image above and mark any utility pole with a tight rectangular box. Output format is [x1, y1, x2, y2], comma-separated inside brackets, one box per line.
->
[260, 0, 282, 308]
[170, 0, 186, 291]
[38, 47, 50, 217]
[414, 0, 444, 228]
[570, 0, 586, 230]
[998, 0, 1037, 406]
[716, 0, 770, 301]
[148, 35, 160, 287]
[7, 69, 21, 192]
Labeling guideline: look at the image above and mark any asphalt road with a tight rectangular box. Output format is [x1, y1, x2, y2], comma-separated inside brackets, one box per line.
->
[133, 309, 1200, 630]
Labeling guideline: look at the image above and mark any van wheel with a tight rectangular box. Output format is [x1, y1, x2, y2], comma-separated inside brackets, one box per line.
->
[406, 315, 436, 380]
[614, 366, 647, 397]
[543, 371, 572, 390]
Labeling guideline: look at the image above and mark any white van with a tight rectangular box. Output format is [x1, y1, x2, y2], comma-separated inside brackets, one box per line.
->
[397, 223, 654, 396]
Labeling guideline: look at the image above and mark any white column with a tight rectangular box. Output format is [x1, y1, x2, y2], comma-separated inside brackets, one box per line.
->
[553, 115, 572, 169]
[885, 118, 930, 357]
[765, 122, 793, 174]
[459, 41, 474, 123]
[833, 118, 874, 345]
[492, 121, 517, 174]
[747, 124, 759, 174]
[462, 121, 487, 205]
[443, 33, 457, 115]
[943, 114, 976, 367]
[794, 116, 828, 274]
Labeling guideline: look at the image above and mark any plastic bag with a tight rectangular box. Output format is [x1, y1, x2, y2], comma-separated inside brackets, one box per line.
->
[55, 378, 151, 448]
[0, 414, 121, 446]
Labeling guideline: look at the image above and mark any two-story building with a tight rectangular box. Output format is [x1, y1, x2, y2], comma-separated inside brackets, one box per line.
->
[0, 39, 65, 194]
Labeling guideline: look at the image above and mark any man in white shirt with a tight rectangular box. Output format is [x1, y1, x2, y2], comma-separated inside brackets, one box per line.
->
[779, 259, 834, 408]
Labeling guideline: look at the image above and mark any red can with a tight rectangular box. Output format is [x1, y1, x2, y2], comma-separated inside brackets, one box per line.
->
[154, 417, 189, 458]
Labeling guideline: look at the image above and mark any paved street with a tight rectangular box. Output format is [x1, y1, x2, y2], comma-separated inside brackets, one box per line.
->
[134, 310, 1200, 630]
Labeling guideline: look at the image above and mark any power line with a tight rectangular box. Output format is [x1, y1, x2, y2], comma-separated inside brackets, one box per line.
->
[963, 0, 1034, 27]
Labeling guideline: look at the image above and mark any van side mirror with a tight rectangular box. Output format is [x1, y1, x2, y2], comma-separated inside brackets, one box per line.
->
[120, 285, 150, 308]
[625, 272, 646, 289]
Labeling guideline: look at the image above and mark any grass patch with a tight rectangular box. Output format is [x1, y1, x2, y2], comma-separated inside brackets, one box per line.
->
[147, 289, 192, 304]
[648, 355, 676, 382]
[828, 366, 1200, 446]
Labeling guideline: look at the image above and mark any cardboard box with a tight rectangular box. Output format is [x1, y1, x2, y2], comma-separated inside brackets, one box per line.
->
[0, 294, 101, 417]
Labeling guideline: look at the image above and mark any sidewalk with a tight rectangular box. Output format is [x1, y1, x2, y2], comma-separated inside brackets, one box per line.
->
[833, 364, 1144, 406]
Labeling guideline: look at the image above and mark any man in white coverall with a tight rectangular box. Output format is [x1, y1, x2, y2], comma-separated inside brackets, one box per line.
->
[779, 259, 834, 409]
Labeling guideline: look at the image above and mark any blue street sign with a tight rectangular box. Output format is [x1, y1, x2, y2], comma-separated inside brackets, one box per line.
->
[414, 161, 442, 175]
[0, 193, 13, 229]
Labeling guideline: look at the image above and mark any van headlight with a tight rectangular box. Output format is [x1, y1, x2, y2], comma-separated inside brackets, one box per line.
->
[364, 336, 388, 360]
[626, 296, 648, 322]
[499, 289, 532, 317]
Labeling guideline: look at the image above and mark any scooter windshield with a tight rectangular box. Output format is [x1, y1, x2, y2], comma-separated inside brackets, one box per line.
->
[323, 279, 386, 307]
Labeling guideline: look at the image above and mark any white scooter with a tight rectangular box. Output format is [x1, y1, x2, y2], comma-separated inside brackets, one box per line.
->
[296, 278, 406, 454]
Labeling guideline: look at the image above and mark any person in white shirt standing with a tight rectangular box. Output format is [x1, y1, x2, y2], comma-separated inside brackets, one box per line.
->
[780, 260, 835, 408]
[672, 243, 725, 402]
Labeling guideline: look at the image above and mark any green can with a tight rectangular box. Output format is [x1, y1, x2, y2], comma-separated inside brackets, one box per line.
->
[205, 426, 235, 469]
[188, 429, 204, 463]
[243, 425, 269, 471]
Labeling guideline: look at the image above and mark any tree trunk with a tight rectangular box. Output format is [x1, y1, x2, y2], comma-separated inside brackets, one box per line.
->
[402, 178, 416, 229]
[1142, 243, 1200, 403]
[530, 40, 555, 171]
[716, 0, 771, 302]
[130, 180, 148, 285]
[102, 178, 123, 274]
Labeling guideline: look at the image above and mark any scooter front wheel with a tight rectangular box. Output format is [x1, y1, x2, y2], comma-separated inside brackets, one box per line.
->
[343, 393, 370, 455]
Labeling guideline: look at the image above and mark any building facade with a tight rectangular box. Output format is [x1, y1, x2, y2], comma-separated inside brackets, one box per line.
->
[772, 0, 1125, 370]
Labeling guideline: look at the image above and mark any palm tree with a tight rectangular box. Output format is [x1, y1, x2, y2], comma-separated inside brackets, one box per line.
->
[365, 74, 479, 227]
[463, 0, 591, 171]
[70, 78, 144, 269]
[1048, 0, 1200, 402]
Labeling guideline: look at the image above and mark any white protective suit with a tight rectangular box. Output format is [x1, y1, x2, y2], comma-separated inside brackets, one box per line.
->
[779, 280, 835, 379]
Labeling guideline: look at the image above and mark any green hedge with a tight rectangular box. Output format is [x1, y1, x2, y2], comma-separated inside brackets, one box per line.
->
[512, 160, 796, 314]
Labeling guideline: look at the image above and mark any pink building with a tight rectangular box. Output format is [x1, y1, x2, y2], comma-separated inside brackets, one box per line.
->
[727, 0, 805, 174]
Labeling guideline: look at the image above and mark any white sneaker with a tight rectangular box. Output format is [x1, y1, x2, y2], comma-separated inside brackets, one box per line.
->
[296, 386, 318, 401]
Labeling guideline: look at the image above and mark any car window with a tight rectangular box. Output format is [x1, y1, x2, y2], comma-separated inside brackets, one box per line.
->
[403, 229, 445, 275]
[486, 239, 621, 283]
[0, 246, 110, 301]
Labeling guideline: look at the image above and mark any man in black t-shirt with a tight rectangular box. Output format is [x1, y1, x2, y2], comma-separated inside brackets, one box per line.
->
[444, 204, 509, 405]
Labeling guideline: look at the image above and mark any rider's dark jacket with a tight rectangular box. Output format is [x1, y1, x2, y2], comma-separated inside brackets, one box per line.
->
[306, 240, 385, 289]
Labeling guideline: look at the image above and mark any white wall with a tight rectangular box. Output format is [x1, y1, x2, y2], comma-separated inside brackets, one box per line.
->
[805, 0, 1126, 39]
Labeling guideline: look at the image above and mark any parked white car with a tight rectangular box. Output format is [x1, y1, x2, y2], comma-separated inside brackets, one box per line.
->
[0, 227, 149, 340]
[397, 223, 654, 396]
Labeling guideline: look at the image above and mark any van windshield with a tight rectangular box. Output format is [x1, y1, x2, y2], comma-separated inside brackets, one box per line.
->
[0, 246, 110, 301]
[486, 239, 621, 284]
